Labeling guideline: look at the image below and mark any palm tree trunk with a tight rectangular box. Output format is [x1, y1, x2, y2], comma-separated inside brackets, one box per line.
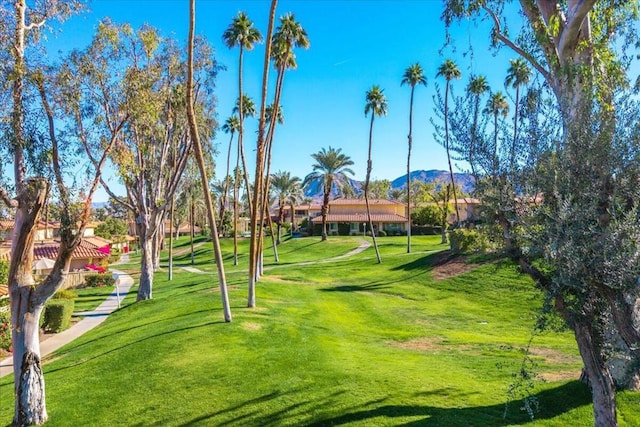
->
[219, 132, 234, 232]
[187, 0, 232, 322]
[406, 86, 415, 253]
[366, 114, 382, 263]
[444, 81, 460, 225]
[510, 87, 520, 175]
[237, 46, 253, 217]
[248, 0, 278, 308]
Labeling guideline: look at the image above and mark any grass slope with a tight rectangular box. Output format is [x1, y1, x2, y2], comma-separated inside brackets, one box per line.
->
[0, 236, 637, 426]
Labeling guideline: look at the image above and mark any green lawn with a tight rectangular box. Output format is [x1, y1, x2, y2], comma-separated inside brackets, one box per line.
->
[1, 235, 637, 426]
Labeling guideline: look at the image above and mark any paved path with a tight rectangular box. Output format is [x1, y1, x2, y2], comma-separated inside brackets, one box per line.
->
[0, 268, 135, 379]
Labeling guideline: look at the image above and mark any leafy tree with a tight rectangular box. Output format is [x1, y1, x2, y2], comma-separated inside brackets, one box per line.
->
[483, 91, 510, 174]
[367, 180, 392, 199]
[466, 74, 490, 180]
[505, 58, 531, 172]
[445, 3, 640, 424]
[188, 0, 231, 322]
[411, 204, 441, 227]
[436, 58, 462, 225]
[401, 62, 427, 253]
[303, 147, 354, 241]
[95, 217, 127, 239]
[0, 1, 123, 423]
[364, 85, 387, 263]
[270, 171, 300, 246]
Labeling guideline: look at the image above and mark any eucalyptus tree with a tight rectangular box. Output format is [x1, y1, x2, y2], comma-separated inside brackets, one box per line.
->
[247, 0, 278, 308]
[188, 0, 232, 322]
[270, 171, 300, 245]
[505, 58, 531, 172]
[219, 115, 239, 232]
[364, 85, 387, 263]
[288, 180, 304, 234]
[401, 62, 427, 253]
[223, 11, 262, 215]
[436, 59, 462, 225]
[445, 3, 640, 424]
[303, 147, 355, 241]
[74, 22, 213, 302]
[0, 1, 127, 423]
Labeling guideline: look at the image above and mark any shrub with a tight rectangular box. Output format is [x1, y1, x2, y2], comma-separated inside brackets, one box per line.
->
[0, 259, 8, 285]
[378, 230, 387, 237]
[108, 247, 121, 264]
[52, 289, 78, 300]
[0, 310, 10, 351]
[83, 273, 115, 288]
[449, 229, 490, 254]
[43, 299, 74, 333]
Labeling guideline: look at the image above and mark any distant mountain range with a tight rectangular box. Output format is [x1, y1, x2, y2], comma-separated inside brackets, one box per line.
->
[304, 169, 475, 200]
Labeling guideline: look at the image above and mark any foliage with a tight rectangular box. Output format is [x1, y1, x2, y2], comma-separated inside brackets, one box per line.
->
[0, 310, 10, 351]
[42, 299, 74, 333]
[94, 217, 128, 239]
[83, 273, 115, 289]
[51, 289, 77, 300]
[0, 260, 7, 285]
[411, 204, 441, 226]
[449, 228, 491, 254]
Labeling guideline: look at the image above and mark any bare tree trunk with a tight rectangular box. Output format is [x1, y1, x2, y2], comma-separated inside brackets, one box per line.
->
[168, 194, 175, 281]
[190, 198, 195, 265]
[365, 114, 381, 264]
[406, 86, 415, 253]
[444, 81, 460, 225]
[137, 225, 154, 301]
[574, 321, 618, 427]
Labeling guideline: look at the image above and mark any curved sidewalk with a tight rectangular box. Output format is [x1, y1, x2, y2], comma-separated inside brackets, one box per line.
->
[0, 269, 135, 378]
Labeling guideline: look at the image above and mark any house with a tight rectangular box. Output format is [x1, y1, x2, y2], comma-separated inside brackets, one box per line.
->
[310, 198, 408, 236]
[33, 240, 110, 272]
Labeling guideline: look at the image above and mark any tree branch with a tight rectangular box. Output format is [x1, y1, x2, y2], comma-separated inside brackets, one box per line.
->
[558, 0, 595, 63]
[0, 186, 18, 208]
[482, 4, 552, 83]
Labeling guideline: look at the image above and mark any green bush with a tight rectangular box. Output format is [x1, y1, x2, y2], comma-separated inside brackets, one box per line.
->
[0, 259, 8, 285]
[52, 289, 78, 300]
[108, 247, 121, 264]
[378, 230, 387, 237]
[43, 299, 74, 333]
[0, 310, 10, 351]
[83, 273, 115, 288]
[449, 229, 490, 254]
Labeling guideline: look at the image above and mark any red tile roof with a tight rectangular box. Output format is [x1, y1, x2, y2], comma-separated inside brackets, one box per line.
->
[329, 198, 402, 206]
[312, 213, 408, 223]
[33, 240, 109, 260]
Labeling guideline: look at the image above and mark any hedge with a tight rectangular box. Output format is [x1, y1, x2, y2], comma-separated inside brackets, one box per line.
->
[83, 273, 115, 288]
[43, 299, 75, 333]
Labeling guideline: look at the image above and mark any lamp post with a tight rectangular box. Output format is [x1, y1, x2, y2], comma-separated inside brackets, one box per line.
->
[363, 222, 366, 236]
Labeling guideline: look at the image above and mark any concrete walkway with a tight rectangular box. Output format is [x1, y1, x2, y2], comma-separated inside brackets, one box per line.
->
[0, 268, 135, 378]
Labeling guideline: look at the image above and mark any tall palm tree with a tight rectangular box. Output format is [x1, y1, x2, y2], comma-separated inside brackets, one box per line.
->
[505, 58, 531, 172]
[223, 11, 262, 217]
[303, 147, 354, 241]
[270, 170, 301, 245]
[220, 115, 239, 233]
[401, 62, 427, 253]
[484, 91, 510, 174]
[232, 93, 257, 212]
[288, 182, 303, 235]
[467, 74, 489, 180]
[436, 58, 462, 225]
[188, 0, 231, 322]
[364, 85, 387, 263]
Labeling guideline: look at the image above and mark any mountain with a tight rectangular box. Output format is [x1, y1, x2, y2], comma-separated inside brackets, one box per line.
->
[303, 170, 475, 200]
[391, 170, 475, 194]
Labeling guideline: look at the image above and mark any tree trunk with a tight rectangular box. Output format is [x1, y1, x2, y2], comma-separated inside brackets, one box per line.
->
[406, 86, 414, 254]
[9, 179, 49, 426]
[137, 231, 154, 301]
[573, 321, 618, 427]
[444, 81, 460, 225]
[366, 114, 381, 264]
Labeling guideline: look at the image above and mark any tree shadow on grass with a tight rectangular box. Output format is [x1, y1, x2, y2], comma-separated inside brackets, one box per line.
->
[390, 251, 456, 273]
[306, 381, 591, 426]
[319, 283, 391, 293]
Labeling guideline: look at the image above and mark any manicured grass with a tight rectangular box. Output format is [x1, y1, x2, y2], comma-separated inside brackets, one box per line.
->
[1, 236, 637, 426]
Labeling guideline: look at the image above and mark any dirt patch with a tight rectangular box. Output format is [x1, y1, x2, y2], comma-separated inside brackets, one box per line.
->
[241, 322, 262, 331]
[391, 337, 444, 352]
[528, 347, 581, 365]
[430, 252, 475, 281]
[539, 370, 581, 382]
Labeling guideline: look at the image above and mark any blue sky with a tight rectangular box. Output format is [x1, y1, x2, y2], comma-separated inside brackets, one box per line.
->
[44, 1, 525, 202]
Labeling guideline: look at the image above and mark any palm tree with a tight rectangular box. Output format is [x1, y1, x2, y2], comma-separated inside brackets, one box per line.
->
[401, 62, 427, 253]
[436, 58, 462, 225]
[505, 58, 531, 172]
[303, 147, 354, 241]
[484, 91, 510, 174]
[364, 85, 387, 263]
[232, 93, 257, 212]
[467, 74, 489, 180]
[223, 11, 262, 217]
[188, 0, 231, 322]
[220, 115, 239, 233]
[288, 182, 304, 235]
[270, 171, 301, 245]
